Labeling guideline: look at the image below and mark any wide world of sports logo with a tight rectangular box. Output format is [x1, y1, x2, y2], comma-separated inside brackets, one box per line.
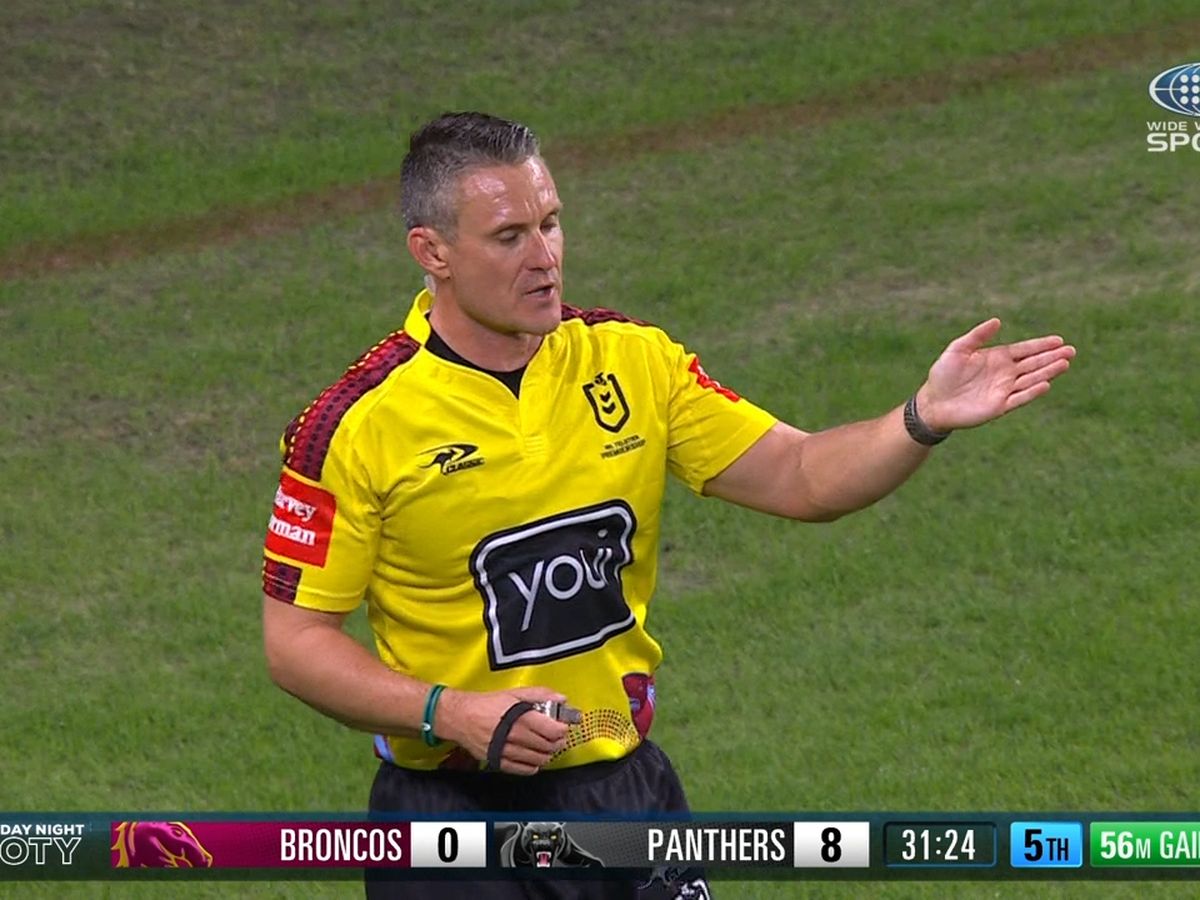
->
[1147, 62, 1200, 152]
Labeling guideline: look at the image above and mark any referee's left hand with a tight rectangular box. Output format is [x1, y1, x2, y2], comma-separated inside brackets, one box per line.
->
[437, 686, 570, 775]
[915, 318, 1075, 433]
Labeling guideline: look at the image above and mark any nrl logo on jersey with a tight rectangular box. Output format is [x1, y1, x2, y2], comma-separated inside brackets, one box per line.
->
[583, 372, 630, 433]
[420, 443, 486, 475]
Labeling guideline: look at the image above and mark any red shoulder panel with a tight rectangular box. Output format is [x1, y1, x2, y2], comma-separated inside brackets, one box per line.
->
[283, 331, 419, 481]
[560, 304, 652, 328]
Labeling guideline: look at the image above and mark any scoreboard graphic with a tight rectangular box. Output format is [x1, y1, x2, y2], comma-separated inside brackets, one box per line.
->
[3, 813, 1200, 880]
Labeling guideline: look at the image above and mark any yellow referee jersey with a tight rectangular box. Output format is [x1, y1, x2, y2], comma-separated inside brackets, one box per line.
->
[262, 289, 777, 770]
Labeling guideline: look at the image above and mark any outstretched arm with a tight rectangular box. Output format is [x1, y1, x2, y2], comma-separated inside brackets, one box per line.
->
[703, 319, 1075, 521]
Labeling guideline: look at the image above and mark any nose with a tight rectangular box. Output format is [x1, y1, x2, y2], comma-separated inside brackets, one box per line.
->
[527, 229, 558, 270]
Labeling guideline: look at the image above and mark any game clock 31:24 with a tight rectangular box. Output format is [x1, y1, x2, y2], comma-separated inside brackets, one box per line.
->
[883, 823, 997, 868]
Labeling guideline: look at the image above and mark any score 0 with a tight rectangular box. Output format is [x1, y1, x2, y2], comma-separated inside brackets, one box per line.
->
[793, 821, 870, 868]
[409, 821, 488, 868]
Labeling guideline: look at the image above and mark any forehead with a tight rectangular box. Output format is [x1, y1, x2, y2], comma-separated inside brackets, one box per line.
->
[453, 158, 559, 229]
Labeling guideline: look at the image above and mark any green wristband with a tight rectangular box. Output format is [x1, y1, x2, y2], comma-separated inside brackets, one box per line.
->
[421, 684, 447, 746]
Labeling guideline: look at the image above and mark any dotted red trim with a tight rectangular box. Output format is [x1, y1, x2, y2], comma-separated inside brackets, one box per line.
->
[561, 304, 652, 328]
[283, 332, 419, 481]
[262, 557, 302, 603]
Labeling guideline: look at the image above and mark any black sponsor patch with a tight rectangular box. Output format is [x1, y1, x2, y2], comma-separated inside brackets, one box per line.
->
[471, 501, 637, 670]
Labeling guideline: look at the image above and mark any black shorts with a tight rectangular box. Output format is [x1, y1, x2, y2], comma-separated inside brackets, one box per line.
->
[365, 740, 711, 900]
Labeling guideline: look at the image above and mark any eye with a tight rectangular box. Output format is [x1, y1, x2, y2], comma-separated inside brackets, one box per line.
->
[498, 232, 519, 244]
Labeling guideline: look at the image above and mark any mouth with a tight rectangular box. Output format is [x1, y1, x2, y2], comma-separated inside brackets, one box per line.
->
[524, 283, 558, 301]
[535, 851, 552, 868]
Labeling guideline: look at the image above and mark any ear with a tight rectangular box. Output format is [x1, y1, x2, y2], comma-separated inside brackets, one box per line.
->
[406, 226, 452, 280]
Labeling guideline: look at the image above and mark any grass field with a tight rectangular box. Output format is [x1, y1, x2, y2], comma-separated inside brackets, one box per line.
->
[2, 1, 1198, 897]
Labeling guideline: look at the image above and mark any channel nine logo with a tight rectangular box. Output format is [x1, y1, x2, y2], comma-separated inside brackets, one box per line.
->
[1147, 62, 1200, 152]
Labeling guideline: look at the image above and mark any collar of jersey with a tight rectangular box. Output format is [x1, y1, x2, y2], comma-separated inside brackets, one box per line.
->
[403, 288, 560, 368]
[403, 288, 436, 343]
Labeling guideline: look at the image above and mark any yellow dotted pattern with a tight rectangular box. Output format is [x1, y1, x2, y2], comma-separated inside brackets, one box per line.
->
[558, 708, 640, 755]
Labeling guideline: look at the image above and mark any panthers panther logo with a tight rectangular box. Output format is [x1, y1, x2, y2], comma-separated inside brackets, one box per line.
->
[638, 866, 713, 899]
[497, 821, 605, 868]
[111, 821, 213, 868]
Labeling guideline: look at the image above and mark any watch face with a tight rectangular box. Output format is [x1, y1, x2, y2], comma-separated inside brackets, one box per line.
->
[884, 823, 997, 867]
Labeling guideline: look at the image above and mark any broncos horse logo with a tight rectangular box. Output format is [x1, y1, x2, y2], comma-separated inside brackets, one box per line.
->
[111, 821, 213, 868]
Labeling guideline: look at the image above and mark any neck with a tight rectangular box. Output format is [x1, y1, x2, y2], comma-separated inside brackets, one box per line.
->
[427, 293, 544, 372]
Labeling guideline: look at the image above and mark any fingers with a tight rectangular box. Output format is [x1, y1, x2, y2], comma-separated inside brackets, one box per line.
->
[490, 688, 571, 775]
[509, 688, 571, 737]
[1012, 357, 1072, 393]
[511, 713, 569, 748]
[1005, 345, 1074, 409]
[947, 317, 1002, 352]
[948, 320, 1075, 363]
[1004, 379, 1053, 412]
[511, 686, 568, 704]
[495, 714, 569, 775]
[446, 686, 574, 775]
[1014, 344, 1075, 374]
[499, 760, 541, 776]
[498, 741, 559, 773]
[1008, 334, 1068, 361]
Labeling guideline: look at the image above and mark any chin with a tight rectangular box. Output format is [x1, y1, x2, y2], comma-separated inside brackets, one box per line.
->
[521, 294, 562, 334]
[525, 315, 561, 336]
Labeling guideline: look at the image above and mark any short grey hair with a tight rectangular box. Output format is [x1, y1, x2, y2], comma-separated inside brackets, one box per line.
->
[400, 112, 541, 237]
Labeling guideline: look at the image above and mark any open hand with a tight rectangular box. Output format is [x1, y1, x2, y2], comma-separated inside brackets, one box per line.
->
[916, 318, 1075, 433]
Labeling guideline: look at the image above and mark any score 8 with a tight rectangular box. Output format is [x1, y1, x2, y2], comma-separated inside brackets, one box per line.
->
[822, 827, 842, 863]
[793, 822, 870, 868]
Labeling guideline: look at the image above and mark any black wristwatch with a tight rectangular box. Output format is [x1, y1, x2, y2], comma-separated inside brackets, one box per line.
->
[904, 395, 951, 446]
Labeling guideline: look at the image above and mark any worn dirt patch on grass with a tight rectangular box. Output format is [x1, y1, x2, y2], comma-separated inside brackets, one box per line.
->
[2, 20, 1195, 281]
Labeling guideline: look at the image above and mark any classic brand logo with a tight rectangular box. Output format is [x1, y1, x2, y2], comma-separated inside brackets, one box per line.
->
[420, 443, 485, 475]
[471, 501, 637, 670]
[583, 373, 630, 433]
[1149, 63, 1200, 117]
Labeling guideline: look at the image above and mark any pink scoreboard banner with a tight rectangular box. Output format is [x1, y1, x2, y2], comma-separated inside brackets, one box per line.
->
[4, 813, 1200, 880]
[108, 820, 485, 869]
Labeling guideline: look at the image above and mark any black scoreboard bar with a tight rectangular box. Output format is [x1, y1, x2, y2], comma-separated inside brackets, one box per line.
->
[5, 813, 1200, 879]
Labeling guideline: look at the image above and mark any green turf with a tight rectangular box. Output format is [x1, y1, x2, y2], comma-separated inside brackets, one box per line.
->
[2, 2, 1199, 898]
[2, 0, 1197, 251]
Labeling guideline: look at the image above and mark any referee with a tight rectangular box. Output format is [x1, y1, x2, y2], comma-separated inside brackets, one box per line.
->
[261, 112, 1074, 899]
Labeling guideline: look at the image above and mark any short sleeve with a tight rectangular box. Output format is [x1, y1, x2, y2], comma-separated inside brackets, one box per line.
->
[663, 338, 778, 494]
[262, 428, 380, 612]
